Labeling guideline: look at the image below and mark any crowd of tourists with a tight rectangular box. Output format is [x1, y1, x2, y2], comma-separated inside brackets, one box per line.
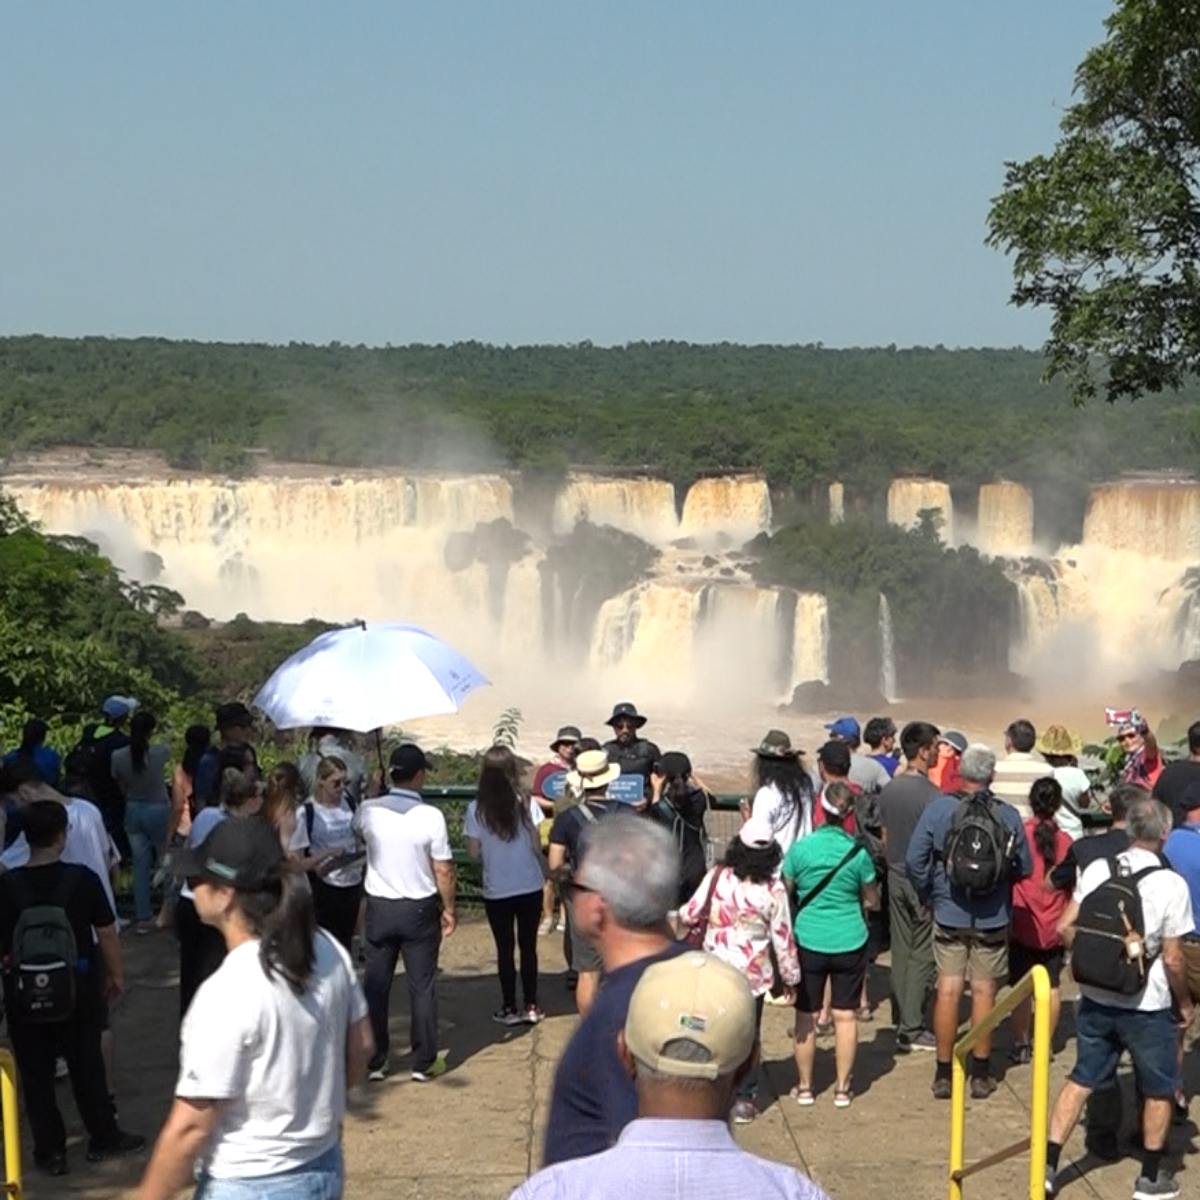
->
[2, 696, 1200, 1198]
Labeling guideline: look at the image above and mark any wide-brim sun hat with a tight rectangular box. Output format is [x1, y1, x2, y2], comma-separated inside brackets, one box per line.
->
[606, 702, 647, 729]
[1036, 724, 1082, 758]
[566, 748, 622, 791]
[752, 729, 800, 760]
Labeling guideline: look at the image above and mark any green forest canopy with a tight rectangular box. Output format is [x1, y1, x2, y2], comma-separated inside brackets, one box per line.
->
[3, 337, 1200, 499]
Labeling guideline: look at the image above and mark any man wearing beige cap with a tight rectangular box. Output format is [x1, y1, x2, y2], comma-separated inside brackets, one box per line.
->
[512, 952, 832, 1199]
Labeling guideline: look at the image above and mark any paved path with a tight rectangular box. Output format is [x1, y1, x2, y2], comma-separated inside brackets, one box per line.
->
[11, 917, 1199, 1199]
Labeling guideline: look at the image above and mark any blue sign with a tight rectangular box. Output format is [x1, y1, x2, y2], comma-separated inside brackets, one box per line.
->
[540, 772, 645, 804]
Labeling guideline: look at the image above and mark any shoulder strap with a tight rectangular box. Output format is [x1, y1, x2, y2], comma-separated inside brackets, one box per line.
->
[303, 800, 315, 842]
[578, 802, 599, 825]
[796, 838, 867, 913]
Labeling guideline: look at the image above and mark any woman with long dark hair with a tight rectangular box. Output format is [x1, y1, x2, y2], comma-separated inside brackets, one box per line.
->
[110, 710, 172, 931]
[743, 730, 815, 856]
[300, 757, 365, 952]
[175, 768, 263, 1018]
[648, 751, 710, 909]
[1008, 776, 1071, 1061]
[263, 761, 305, 857]
[463, 744, 547, 1025]
[679, 817, 799, 1123]
[137, 818, 373, 1200]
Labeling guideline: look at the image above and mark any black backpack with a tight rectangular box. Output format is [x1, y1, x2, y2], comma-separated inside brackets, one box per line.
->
[62, 727, 101, 801]
[302, 792, 358, 842]
[6, 872, 79, 1024]
[1071, 857, 1165, 996]
[944, 791, 1014, 896]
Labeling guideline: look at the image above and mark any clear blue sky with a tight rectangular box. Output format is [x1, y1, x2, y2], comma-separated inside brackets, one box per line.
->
[0, 2, 1111, 349]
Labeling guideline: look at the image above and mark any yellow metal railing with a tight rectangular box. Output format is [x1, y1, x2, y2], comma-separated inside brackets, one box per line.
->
[949, 964, 1050, 1200]
[0, 1048, 20, 1199]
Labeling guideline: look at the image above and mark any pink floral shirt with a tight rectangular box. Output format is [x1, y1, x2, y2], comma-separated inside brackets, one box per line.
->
[679, 867, 800, 997]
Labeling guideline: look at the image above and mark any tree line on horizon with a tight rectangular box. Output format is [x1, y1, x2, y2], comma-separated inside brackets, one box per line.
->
[2, 337, 1199, 504]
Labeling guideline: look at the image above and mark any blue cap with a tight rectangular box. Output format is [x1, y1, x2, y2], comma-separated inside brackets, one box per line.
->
[824, 716, 860, 740]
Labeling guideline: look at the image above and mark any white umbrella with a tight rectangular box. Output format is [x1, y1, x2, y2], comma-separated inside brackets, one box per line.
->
[252, 622, 489, 732]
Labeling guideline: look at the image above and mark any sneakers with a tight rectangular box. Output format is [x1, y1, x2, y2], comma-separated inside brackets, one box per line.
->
[412, 1053, 448, 1082]
[538, 918, 554, 935]
[731, 1098, 758, 1124]
[1044, 1164, 1057, 1197]
[969, 1075, 998, 1100]
[932, 1077, 952, 1100]
[1132, 1174, 1181, 1200]
[367, 1060, 388, 1082]
[523, 1005, 545, 1025]
[492, 1008, 524, 1026]
[85, 1131, 146, 1162]
[1009, 1042, 1033, 1066]
[898, 1030, 937, 1054]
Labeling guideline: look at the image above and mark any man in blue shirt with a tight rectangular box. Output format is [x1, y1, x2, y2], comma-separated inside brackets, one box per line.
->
[542, 815, 684, 1166]
[906, 742, 1032, 1101]
[1163, 782, 1200, 1007]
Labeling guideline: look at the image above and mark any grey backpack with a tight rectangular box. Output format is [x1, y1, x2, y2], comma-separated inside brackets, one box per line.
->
[8, 872, 79, 1024]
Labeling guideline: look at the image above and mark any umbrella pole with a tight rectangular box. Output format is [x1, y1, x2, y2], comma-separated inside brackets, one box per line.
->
[375, 728, 386, 780]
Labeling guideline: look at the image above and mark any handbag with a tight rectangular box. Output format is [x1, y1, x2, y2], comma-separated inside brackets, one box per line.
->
[685, 867, 726, 948]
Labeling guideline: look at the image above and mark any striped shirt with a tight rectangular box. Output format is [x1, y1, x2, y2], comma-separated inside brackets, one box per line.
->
[990, 752, 1051, 818]
[512, 1119, 832, 1200]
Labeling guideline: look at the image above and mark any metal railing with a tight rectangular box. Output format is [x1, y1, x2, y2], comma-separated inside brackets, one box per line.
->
[948, 964, 1050, 1200]
[0, 1047, 21, 1199]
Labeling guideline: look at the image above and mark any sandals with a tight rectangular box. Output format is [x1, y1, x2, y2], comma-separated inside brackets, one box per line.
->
[834, 1085, 853, 1108]
[791, 1085, 815, 1107]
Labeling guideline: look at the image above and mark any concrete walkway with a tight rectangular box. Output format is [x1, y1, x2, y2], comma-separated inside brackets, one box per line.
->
[12, 917, 1199, 1199]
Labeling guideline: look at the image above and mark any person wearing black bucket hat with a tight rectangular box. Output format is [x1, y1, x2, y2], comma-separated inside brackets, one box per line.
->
[602, 704, 661, 799]
[139, 817, 372, 1200]
[648, 752, 710, 907]
[533, 726, 582, 935]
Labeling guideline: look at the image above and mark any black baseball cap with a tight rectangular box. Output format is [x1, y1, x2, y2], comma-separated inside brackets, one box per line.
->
[176, 817, 283, 890]
[389, 743, 433, 778]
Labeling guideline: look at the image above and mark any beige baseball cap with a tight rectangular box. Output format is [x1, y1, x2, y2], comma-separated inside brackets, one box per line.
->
[624, 951, 756, 1080]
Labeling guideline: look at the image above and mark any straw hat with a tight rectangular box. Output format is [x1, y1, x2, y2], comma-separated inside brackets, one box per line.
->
[1036, 724, 1082, 757]
[565, 748, 621, 791]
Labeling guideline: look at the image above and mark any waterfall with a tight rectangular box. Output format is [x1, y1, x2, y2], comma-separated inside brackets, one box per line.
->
[1082, 481, 1200, 561]
[551, 475, 678, 543]
[887, 478, 953, 543]
[879, 593, 898, 703]
[791, 592, 830, 688]
[829, 482, 844, 525]
[679, 477, 772, 542]
[977, 482, 1033, 558]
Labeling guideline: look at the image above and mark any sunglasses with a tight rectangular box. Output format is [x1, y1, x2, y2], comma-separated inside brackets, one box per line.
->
[564, 880, 598, 900]
[1119, 732, 1140, 743]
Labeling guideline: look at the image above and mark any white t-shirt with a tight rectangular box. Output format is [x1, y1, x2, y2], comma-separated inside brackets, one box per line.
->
[303, 799, 364, 889]
[462, 798, 545, 901]
[179, 807, 228, 902]
[2, 796, 119, 914]
[177, 932, 368, 1179]
[751, 783, 812, 857]
[1074, 847, 1194, 1011]
[354, 790, 452, 901]
[1052, 765, 1092, 841]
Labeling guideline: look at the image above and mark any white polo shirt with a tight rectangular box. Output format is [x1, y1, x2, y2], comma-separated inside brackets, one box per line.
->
[354, 789, 452, 901]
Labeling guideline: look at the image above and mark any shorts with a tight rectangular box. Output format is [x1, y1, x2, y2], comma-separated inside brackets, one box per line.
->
[1182, 938, 1200, 1003]
[567, 907, 602, 974]
[933, 924, 1008, 983]
[1070, 998, 1177, 1099]
[796, 943, 868, 1013]
[1008, 942, 1065, 989]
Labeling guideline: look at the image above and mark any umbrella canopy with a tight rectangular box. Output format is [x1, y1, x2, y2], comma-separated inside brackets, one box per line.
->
[252, 622, 489, 732]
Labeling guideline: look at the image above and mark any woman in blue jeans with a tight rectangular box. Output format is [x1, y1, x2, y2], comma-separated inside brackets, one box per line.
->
[111, 710, 172, 930]
[137, 817, 373, 1200]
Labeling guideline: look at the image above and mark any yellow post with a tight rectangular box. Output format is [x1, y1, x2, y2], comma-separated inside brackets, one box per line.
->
[0, 1047, 20, 1199]
[1028, 965, 1051, 1200]
[949, 1046, 967, 1200]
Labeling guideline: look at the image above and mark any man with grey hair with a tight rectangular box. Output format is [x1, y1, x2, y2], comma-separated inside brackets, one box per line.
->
[512, 953, 833, 1200]
[906, 741, 1031, 1102]
[1044, 798, 1193, 1200]
[542, 816, 684, 1166]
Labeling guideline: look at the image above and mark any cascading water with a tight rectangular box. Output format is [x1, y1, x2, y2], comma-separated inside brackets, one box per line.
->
[977, 482, 1033, 559]
[887, 478, 953, 543]
[828, 482, 844, 525]
[879, 593, 898, 703]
